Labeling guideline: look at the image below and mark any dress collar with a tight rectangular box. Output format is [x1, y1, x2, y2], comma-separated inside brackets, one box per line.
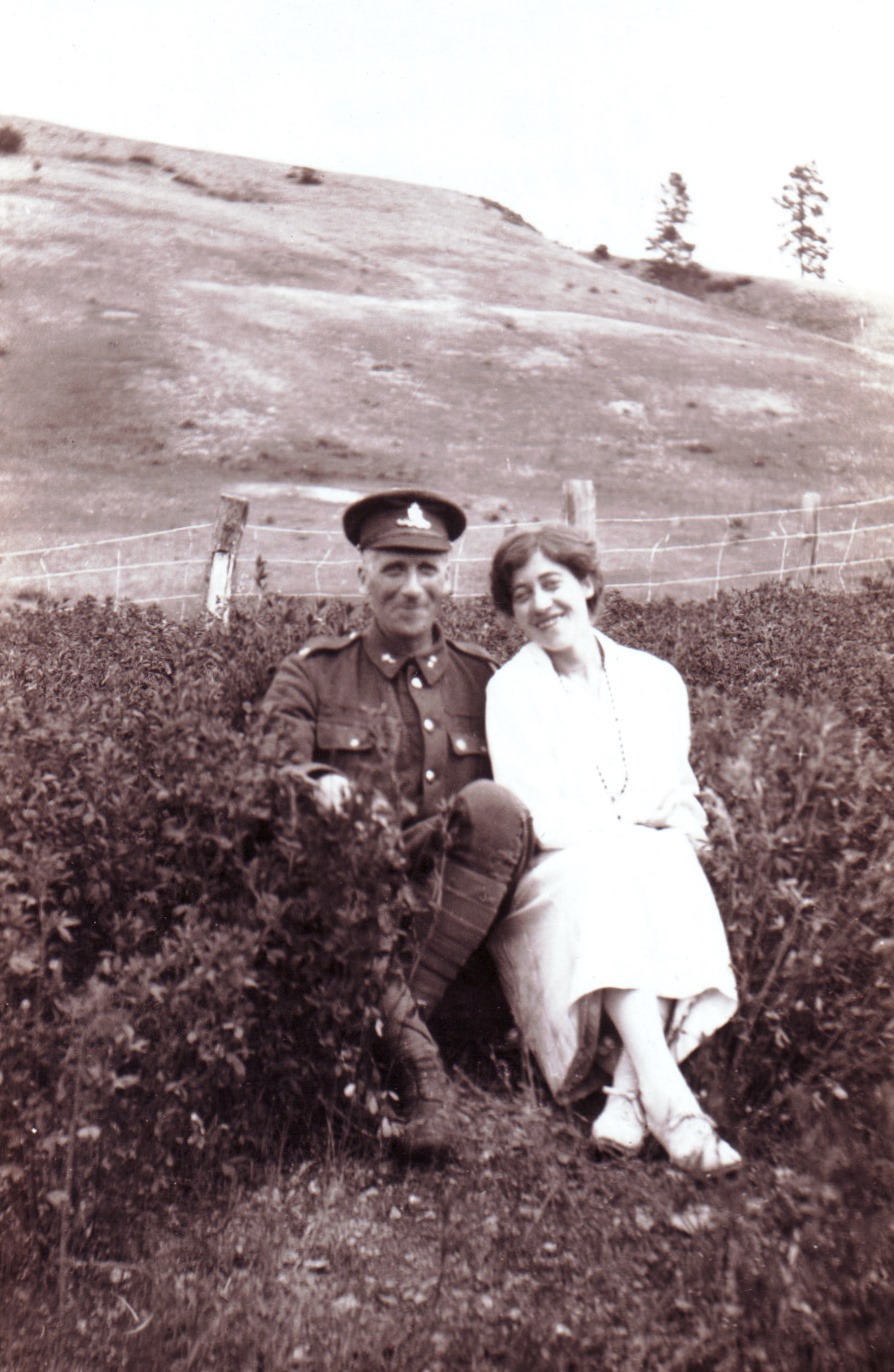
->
[523, 627, 613, 681]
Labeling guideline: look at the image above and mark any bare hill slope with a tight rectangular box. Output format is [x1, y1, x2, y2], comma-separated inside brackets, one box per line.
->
[1, 116, 892, 551]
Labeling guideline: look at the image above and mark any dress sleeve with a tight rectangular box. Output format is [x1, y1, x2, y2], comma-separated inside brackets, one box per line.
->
[651, 667, 709, 849]
[486, 664, 594, 850]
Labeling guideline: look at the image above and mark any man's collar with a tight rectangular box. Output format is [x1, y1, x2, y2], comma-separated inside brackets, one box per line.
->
[363, 622, 447, 683]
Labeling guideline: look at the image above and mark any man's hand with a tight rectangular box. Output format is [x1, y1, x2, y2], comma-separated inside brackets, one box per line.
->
[277, 767, 395, 824]
[313, 773, 354, 815]
[318, 779, 393, 824]
[277, 765, 354, 815]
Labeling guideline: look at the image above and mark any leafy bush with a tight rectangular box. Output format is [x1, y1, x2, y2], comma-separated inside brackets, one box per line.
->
[286, 165, 323, 185]
[704, 273, 753, 294]
[598, 579, 894, 755]
[2, 582, 893, 1272]
[691, 691, 894, 1131]
[0, 124, 24, 155]
[479, 196, 535, 230]
[642, 259, 710, 297]
[0, 600, 416, 1260]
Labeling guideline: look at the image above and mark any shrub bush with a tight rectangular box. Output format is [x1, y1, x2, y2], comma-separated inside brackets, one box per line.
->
[691, 691, 894, 1131]
[2, 583, 893, 1266]
[642, 258, 710, 297]
[286, 165, 323, 185]
[0, 599, 417, 1259]
[598, 579, 894, 754]
[0, 124, 24, 155]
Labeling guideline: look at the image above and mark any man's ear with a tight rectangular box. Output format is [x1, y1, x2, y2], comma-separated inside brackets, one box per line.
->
[357, 560, 369, 594]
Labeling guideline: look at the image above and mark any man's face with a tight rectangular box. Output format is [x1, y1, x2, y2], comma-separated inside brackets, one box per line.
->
[358, 549, 450, 650]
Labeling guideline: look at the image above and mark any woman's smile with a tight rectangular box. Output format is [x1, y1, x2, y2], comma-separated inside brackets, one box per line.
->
[532, 609, 569, 636]
[510, 550, 595, 663]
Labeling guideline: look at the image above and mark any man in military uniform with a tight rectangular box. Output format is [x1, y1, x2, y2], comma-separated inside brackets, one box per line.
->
[262, 489, 532, 1160]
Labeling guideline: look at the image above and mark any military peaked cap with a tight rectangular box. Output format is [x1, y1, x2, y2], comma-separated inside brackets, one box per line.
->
[342, 489, 467, 552]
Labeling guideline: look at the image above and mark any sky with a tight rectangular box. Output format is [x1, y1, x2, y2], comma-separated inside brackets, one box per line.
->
[3, 0, 893, 294]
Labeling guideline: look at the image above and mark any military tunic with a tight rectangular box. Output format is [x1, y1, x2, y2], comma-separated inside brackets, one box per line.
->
[261, 621, 495, 822]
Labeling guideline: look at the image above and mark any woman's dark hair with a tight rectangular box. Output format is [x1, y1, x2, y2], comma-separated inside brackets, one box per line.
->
[490, 525, 604, 618]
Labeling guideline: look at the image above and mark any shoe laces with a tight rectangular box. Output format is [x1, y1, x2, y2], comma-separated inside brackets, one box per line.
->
[602, 1087, 646, 1124]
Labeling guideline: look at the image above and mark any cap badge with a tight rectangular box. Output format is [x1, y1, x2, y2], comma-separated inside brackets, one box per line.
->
[396, 501, 432, 531]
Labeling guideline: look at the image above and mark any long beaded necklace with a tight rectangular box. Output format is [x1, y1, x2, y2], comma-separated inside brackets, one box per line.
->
[558, 645, 629, 813]
[591, 662, 629, 808]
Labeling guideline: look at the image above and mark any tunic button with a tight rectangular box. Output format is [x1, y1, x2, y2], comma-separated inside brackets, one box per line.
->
[410, 677, 423, 690]
[424, 769, 436, 783]
[455, 738, 466, 752]
[423, 718, 435, 733]
[349, 738, 360, 748]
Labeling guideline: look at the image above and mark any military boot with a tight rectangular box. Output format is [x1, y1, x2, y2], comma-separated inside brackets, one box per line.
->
[380, 979, 455, 1162]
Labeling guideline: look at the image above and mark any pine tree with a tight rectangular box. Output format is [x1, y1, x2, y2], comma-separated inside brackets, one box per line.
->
[646, 172, 695, 267]
[776, 162, 830, 279]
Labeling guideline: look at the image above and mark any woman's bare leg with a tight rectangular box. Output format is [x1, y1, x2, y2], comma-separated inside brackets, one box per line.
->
[602, 988, 699, 1125]
[590, 1042, 648, 1156]
[601, 987, 741, 1175]
[609, 1046, 639, 1095]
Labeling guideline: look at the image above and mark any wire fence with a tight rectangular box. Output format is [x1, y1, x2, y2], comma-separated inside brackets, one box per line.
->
[2, 491, 892, 614]
[238, 491, 894, 603]
[0, 524, 213, 613]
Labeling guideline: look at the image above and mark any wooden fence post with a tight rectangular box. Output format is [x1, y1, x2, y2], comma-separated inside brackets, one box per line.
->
[205, 494, 249, 620]
[802, 491, 821, 578]
[563, 479, 597, 541]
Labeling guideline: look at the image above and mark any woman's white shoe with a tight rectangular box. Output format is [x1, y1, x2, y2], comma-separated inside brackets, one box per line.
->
[652, 1111, 742, 1176]
[590, 1087, 647, 1158]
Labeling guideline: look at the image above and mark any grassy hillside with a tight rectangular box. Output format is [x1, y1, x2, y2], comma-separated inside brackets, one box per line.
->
[601, 253, 894, 355]
[1, 115, 893, 558]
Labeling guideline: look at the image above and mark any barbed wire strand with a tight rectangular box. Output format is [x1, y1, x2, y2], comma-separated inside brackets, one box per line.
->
[2, 523, 213, 560]
[2, 558, 209, 586]
[224, 550, 891, 599]
[616, 552, 890, 591]
[449, 518, 894, 565]
[6, 495, 892, 565]
[7, 549, 890, 593]
[502, 493, 894, 528]
[4, 498, 892, 603]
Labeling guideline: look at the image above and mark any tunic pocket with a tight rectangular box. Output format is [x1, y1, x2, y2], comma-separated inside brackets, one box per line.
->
[315, 720, 375, 753]
[446, 724, 488, 758]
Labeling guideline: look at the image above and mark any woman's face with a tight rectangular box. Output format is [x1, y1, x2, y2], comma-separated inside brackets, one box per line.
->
[509, 550, 594, 655]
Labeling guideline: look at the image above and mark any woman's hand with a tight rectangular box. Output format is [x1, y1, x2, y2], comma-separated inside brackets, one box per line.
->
[639, 786, 709, 849]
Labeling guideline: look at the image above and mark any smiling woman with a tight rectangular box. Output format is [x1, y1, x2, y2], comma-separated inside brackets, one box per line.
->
[505, 548, 599, 671]
[486, 524, 741, 1176]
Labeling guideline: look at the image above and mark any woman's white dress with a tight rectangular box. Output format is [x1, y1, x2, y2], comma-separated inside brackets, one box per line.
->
[485, 631, 737, 1104]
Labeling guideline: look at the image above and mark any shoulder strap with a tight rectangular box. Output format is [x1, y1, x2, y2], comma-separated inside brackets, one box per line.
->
[446, 636, 500, 670]
[297, 631, 360, 660]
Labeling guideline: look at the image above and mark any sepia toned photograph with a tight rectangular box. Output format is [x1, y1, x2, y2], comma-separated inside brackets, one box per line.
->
[1, 2, 892, 1367]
